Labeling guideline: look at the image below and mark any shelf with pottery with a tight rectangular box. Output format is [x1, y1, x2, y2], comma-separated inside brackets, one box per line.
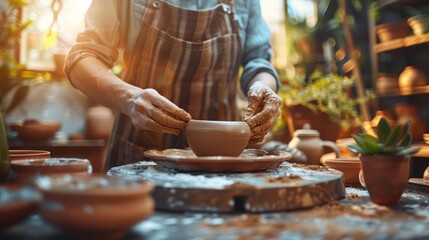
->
[375, 32, 429, 53]
[376, 84, 429, 97]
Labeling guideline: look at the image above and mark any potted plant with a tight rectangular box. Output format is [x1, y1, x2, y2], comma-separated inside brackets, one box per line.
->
[347, 117, 420, 205]
[405, 6, 429, 36]
[276, 70, 374, 142]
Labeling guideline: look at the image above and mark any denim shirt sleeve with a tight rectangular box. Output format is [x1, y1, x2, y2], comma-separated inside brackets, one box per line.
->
[237, 0, 280, 95]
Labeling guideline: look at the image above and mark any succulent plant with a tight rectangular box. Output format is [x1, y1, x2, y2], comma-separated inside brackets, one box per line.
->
[347, 117, 421, 156]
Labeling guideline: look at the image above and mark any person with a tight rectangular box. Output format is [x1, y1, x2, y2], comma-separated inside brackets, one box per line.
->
[64, 0, 282, 171]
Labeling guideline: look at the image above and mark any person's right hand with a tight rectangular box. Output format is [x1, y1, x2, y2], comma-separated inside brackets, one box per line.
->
[127, 89, 191, 135]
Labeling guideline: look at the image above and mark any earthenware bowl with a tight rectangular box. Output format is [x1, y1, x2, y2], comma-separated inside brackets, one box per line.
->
[323, 157, 361, 186]
[185, 120, 251, 157]
[8, 150, 51, 161]
[0, 183, 40, 229]
[10, 158, 92, 183]
[35, 174, 154, 240]
[14, 119, 61, 142]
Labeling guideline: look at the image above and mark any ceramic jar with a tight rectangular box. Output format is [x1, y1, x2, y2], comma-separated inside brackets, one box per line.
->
[398, 66, 427, 89]
[288, 127, 340, 165]
[394, 103, 426, 141]
[407, 14, 429, 36]
[85, 105, 115, 140]
[376, 22, 411, 42]
[376, 73, 399, 94]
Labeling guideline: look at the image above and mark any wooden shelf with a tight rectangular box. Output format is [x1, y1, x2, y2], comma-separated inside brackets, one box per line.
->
[376, 85, 429, 97]
[375, 32, 429, 53]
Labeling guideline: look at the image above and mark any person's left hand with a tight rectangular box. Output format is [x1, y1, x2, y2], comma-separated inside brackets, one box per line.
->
[243, 81, 282, 144]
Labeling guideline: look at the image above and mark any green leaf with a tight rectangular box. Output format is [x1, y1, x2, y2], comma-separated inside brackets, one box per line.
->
[384, 124, 402, 147]
[352, 134, 380, 155]
[399, 147, 421, 156]
[346, 142, 365, 154]
[399, 132, 412, 149]
[377, 117, 391, 143]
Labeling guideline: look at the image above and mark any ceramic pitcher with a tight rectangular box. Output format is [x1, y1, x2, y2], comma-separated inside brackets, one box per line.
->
[288, 126, 340, 165]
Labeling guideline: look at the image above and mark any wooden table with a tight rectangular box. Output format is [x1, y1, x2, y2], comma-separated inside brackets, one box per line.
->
[8, 139, 107, 173]
[1, 184, 429, 239]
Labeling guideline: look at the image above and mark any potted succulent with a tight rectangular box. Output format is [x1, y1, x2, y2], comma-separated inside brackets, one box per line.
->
[347, 117, 420, 205]
[276, 71, 374, 142]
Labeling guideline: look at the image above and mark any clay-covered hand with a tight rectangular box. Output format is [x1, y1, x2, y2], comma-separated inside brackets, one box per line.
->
[127, 89, 191, 135]
[243, 81, 282, 144]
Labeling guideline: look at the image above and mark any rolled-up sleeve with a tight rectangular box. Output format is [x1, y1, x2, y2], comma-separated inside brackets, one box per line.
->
[240, 0, 280, 94]
[64, 0, 123, 81]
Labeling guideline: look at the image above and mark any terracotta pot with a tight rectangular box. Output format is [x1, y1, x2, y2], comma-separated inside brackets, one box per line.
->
[0, 183, 39, 228]
[394, 103, 426, 141]
[13, 119, 61, 142]
[285, 102, 342, 142]
[36, 174, 154, 240]
[360, 155, 410, 205]
[398, 66, 427, 89]
[424, 166, 429, 182]
[10, 158, 91, 183]
[323, 157, 361, 186]
[8, 150, 50, 161]
[376, 22, 411, 42]
[376, 73, 399, 94]
[185, 120, 251, 157]
[85, 105, 115, 140]
[407, 14, 429, 35]
[288, 127, 340, 165]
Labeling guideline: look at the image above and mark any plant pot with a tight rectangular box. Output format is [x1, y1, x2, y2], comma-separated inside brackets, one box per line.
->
[284, 102, 342, 142]
[407, 14, 429, 36]
[376, 22, 411, 42]
[360, 155, 410, 205]
[398, 66, 427, 89]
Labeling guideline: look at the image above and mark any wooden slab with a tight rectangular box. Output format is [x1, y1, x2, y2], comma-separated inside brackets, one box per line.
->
[108, 162, 345, 212]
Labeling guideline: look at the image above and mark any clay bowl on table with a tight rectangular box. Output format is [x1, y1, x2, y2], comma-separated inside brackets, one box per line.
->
[10, 158, 92, 183]
[8, 150, 51, 161]
[13, 119, 61, 142]
[0, 183, 40, 229]
[323, 157, 361, 186]
[35, 174, 154, 240]
[185, 120, 251, 157]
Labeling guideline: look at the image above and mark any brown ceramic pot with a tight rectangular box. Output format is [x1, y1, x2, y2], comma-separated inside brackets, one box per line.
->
[376, 22, 411, 42]
[288, 127, 340, 165]
[0, 183, 39, 229]
[14, 120, 61, 142]
[398, 66, 427, 89]
[424, 166, 429, 183]
[408, 14, 429, 36]
[360, 155, 410, 205]
[376, 73, 399, 94]
[324, 157, 361, 186]
[8, 150, 51, 161]
[10, 158, 91, 183]
[85, 105, 115, 140]
[36, 174, 154, 240]
[185, 120, 251, 157]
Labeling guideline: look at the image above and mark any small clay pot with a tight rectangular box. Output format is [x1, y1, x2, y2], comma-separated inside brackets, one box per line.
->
[185, 120, 251, 157]
[8, 150, 51, 161]
[10, 158, 91, 183]
[398, 66, 427, 89]
[35, 174, 154, 240]
[324, 157, 361, 186]
[376, 73, 399, 94]
[376, 22, 411, 42]
[360, 155, 410, 205]
[85, 105, 115, 140]
[407, 14, 429, 35]
[14, 119, 61, 142]
[424, 166, 429, 183]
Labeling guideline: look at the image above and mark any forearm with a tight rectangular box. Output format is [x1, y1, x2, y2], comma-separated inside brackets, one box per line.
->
[247, 72, 278, 93]
[68, 57, 142, 114]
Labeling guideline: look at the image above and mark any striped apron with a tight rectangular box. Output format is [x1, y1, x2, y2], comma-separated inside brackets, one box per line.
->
[105, 0, 243, 170]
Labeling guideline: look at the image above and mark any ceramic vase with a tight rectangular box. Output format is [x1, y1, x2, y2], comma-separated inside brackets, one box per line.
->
[376, 22, 411, 42]
[360, 155, 410, 205]
[85, 105, 115, 140]
[398, 66, 427, 89]
[407, 14, 429, 36]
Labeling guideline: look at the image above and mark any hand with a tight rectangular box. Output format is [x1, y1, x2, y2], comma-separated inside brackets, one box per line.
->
[243, 81, 282, 144]
[127, 89, 191, 135]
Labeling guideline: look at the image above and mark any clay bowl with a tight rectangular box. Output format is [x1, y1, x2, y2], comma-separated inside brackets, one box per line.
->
[185, 120, 251, 157]
[10, 158, 92, 183]
[35, 174, 154, 240]
[323, 157, 361, 186]
[14, 119, 61, 142]
[0, 183, 40, 229]
[8, 150, 51, 161]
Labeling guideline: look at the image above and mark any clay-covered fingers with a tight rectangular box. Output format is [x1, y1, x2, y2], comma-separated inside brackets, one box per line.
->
[127, 89, 191, 135]
[244, 82, 282, 143]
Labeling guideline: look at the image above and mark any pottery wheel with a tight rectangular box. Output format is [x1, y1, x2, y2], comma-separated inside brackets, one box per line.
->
[108, 162, 345, 213]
